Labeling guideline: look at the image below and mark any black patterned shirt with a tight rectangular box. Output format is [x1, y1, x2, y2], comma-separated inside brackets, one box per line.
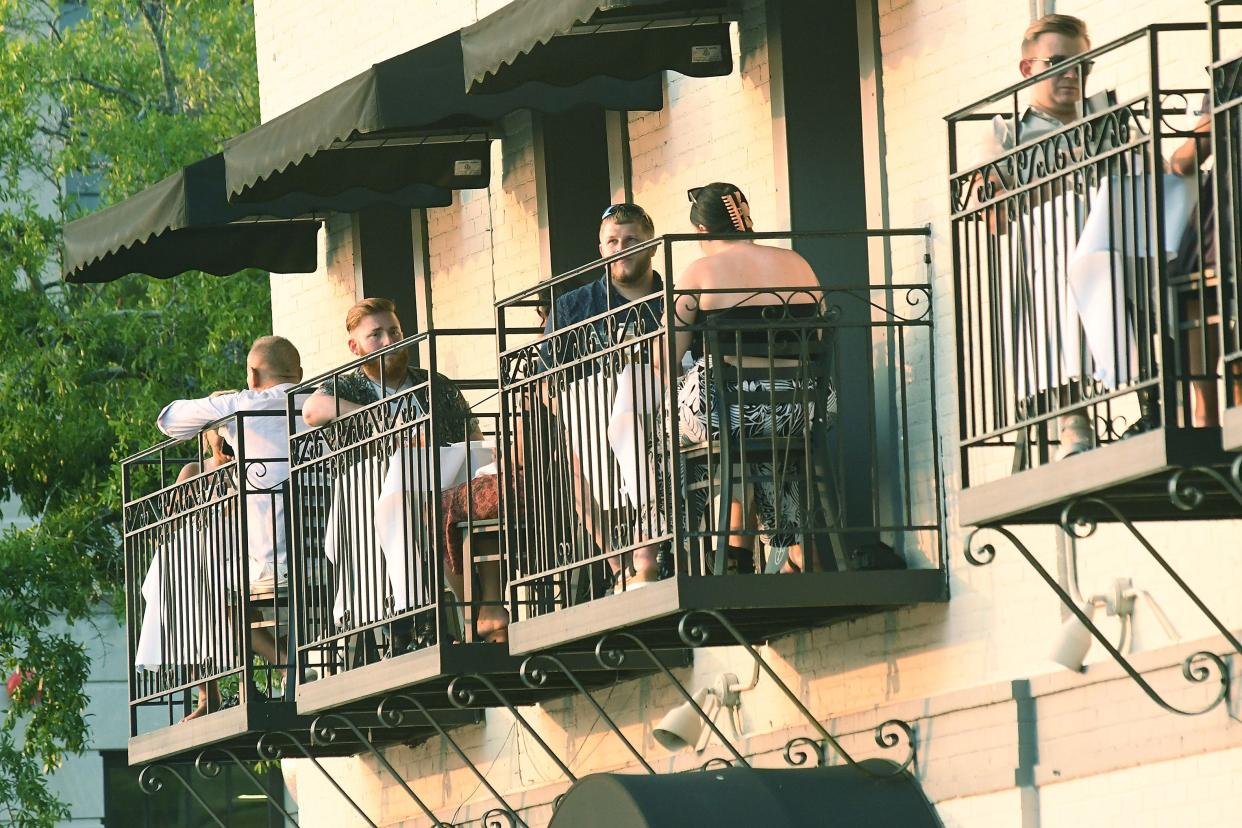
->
[315, 366, 477, 447]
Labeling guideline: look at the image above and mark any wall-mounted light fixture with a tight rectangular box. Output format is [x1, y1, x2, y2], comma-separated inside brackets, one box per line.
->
[653, 662, 759, 753]
[1051, 577, 1180, 672]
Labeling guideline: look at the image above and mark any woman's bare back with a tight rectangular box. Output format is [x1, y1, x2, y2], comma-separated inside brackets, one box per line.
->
[685, 243, 821, 313]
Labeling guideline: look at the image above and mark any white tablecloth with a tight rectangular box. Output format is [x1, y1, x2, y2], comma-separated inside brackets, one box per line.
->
[1067, 173, 1196, 389]
[323, 441, 493, 624]
[606, 364, 663, 509]
[374, 441, 494, 613]
[560, 365, 663, 512]
[134, 525, 238, 672]
[1014, 173, 1197, 394]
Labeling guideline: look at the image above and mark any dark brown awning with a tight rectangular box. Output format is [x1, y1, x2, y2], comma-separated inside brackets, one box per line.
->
[228, 137, 492, 206]
[461, 0, 737, 94]
[547, 762, 944, 828]
[221, 31, 662, 205]
[62, 154, 325, 284]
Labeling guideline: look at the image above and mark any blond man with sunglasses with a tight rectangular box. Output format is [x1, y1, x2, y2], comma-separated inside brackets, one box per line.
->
[982, 14, 1093, 163]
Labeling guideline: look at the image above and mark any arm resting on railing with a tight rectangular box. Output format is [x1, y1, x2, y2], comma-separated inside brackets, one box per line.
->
[156, 390, 242, 440]
[301, 389, 364, 427]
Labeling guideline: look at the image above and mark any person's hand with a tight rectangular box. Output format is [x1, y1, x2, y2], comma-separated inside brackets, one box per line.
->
[209, 389, 239, 398]
[202, 428, 224, 456]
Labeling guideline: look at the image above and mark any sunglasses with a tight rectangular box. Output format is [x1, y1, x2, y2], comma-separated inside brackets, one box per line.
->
[687, 187, 704, 203]
[1027, 55, 1094, 76]
[601, 202, 652, 222]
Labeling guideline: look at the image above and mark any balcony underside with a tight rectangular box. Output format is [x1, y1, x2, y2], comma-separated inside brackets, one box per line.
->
[959, 428, 1234, 526]
[507, 569, 949, 656]
[297, 641, 690, 715]
[129, 700, 485, 766]
[1222, 407, 1242, 453]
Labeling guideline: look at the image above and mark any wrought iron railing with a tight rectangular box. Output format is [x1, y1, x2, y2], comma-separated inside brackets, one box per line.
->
[286, 330, 501, 684]
[495, 229, 942, 623]
[947, 24, 1215, 486]
[1211, 2, 1242, 411]
[122, 411, 292, 732]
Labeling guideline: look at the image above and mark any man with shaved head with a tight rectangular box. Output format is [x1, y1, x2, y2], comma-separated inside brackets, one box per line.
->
[150, 335, 304, 719]
[158, 334, 304, 583]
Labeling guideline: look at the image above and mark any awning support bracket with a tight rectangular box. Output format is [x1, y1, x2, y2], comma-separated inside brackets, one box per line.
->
[309, 713, 453, 827]
[195, 747, 301, 825]
[676, 610, 918, 776]
[965, 475, 1236, 718]
[138, 764, 226, 828]
[257, 729, 380, 827]
[448, 673, 579, 783]
[377, 692, 527, 826]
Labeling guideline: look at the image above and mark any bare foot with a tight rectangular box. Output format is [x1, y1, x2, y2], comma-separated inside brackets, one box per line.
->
[180, 688, 218, 722]
[476, 606, 509, 644]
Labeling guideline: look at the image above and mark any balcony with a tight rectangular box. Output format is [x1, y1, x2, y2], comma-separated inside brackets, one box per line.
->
[122, 414, 314, 765]
[286, 330, 672, 718]
[947, 23, 1239, 526]
[1211, 2, 1242, 451]
[493, 229, 948, 655]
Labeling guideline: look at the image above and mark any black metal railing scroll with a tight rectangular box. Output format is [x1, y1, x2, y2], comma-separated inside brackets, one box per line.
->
[122, 410, 291, 734]
[947, 24, 1220, 487]
[495, 229, 941, 624]
[286, 329, 502, 686]
[965, 522, 1232, 717]
[1211, 3, 1242, 413]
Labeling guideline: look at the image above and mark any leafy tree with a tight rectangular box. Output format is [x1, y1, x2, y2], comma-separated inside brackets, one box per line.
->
[0, 2, 269, 823]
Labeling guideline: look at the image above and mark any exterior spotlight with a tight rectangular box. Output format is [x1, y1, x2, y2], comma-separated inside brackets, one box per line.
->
[1050, 601, 1098, 672]
[1050, 578, 1179, 672]
[653, 688, 716, 752]
[653, 666, 758, 753]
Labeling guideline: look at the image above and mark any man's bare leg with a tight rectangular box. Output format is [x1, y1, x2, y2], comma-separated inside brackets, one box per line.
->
[182, 681, 219, 721]
[473, 550, 509, 643]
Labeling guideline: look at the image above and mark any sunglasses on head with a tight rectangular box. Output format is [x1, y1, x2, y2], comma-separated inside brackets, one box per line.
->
[601, 203, 651, 222]
[687, 187, 705, 203]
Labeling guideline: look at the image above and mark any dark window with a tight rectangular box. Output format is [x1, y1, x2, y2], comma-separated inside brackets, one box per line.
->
[65, 169, 102, 214]
[535, 106, 614, 290]
[102, 750, 289, 827]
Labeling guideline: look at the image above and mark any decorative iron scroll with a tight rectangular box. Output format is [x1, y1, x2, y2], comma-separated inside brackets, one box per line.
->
[194, 748, 300, 825]
[950, 101, 1145, 214]
[1214, 53, 1242, 108]
[676, 610, 918, 776]
[595, 628, 751, 767]
[124, 462, 238, 533]
[965, 522, 1232, 717]
[1062, 493, 1242, 659]
[308, 713, 453, 828]
[257, 729, 380, 828]
[519, 654, 657, 774]
[138, 764, 226, 828]
[499, 300, 661, 386]
[448, 673, 579, 783]
[1167, 462, 1242, 511]
[290, 387, 425, 465]
[480, 807, 521, 828]
[377, 693, 526, 826]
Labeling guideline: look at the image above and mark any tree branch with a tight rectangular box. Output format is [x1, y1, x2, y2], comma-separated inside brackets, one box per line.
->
[69, 75, 144, 111]
[138, 1, 180, 114]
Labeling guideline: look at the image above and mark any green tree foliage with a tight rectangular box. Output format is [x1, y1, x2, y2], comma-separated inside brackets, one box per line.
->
[0, 2, 268, 823]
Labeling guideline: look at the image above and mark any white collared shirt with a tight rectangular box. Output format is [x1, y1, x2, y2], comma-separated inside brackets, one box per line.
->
[157, 383, 300, 578]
